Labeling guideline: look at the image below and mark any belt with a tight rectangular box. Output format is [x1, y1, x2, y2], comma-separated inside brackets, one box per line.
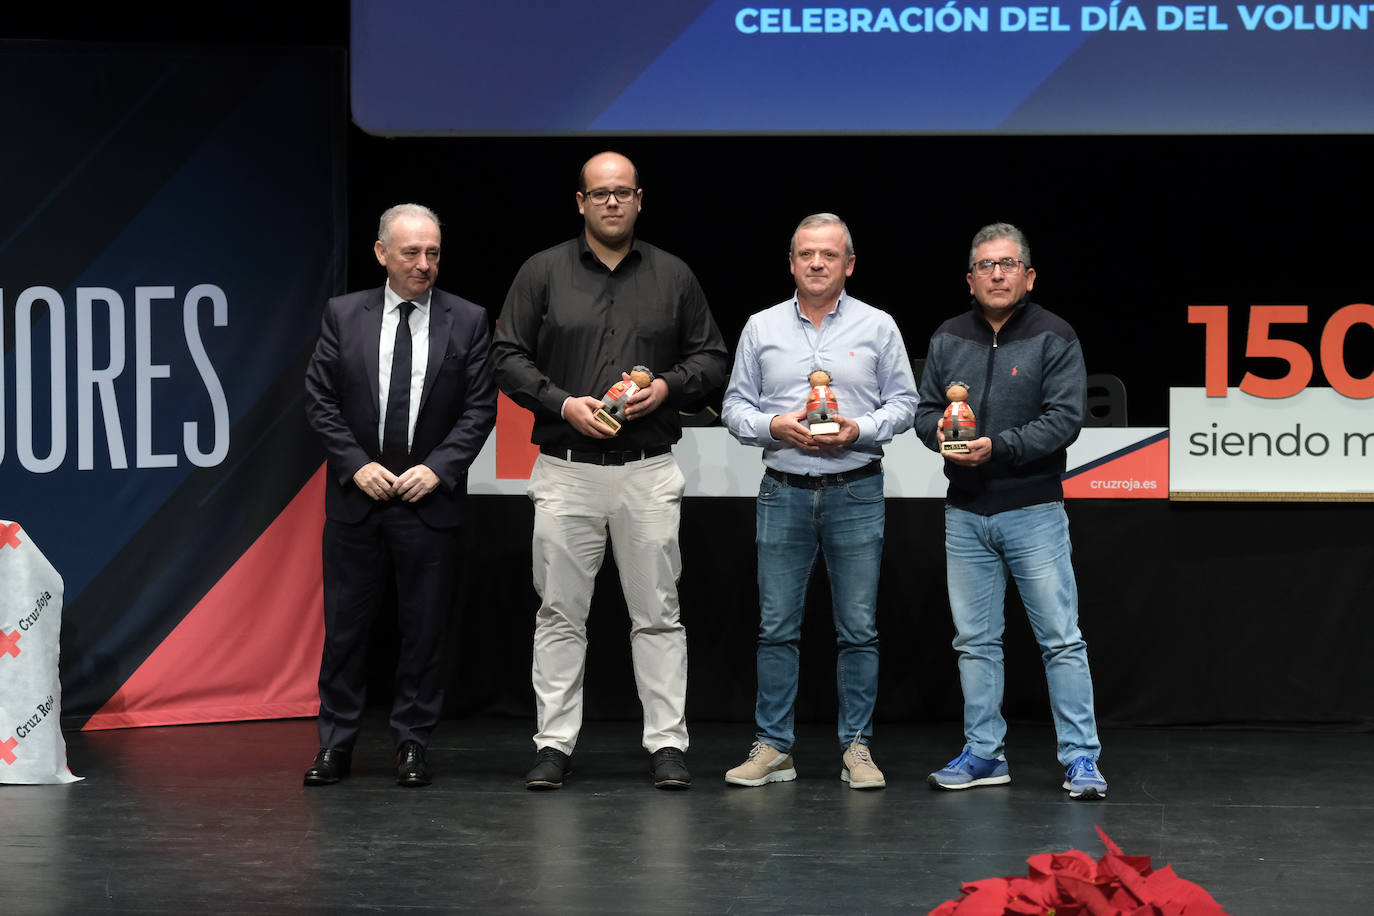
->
[540, 443, 672, 466]
[765, 461, 882, 490]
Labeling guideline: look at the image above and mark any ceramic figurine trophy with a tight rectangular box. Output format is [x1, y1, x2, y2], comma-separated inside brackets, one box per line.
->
[939, 381, 977, 453]
[806, 369, 840, 435]
[594, 365, 653, 434]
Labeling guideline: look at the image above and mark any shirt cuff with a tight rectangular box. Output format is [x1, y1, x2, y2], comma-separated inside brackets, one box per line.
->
[655, 371, 679, 405]
[758, 414, 780, 442]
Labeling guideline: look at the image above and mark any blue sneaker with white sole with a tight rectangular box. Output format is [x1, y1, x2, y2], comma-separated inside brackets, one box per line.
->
[928, 748, 1011, 790]
[1062, 755, 1107, 799]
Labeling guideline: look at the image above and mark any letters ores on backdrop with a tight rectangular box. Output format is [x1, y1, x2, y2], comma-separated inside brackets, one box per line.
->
[0, 520, 81, 784]
[0, 285, 230, 473]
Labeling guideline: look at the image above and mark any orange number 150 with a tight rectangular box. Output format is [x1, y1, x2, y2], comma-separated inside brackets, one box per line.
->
[1187, 304, 1374, 399]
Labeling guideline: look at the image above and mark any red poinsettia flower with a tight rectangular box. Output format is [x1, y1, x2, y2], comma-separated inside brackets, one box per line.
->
[928, 826, 1231, 916]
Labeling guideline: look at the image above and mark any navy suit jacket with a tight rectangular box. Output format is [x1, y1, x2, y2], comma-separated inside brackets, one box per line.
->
[305, 286, 497, 528]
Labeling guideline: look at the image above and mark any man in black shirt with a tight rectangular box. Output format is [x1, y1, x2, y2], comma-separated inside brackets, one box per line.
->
[492, 151, 728, 790]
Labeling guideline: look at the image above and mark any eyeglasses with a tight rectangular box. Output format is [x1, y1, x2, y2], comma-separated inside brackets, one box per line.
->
[971, 257, 1026, 276]
[581, 187, 638, 205]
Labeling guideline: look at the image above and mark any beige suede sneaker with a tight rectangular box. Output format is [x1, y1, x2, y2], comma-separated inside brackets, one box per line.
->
[725, 741, 797, 786]
[841, 739, 886, 789]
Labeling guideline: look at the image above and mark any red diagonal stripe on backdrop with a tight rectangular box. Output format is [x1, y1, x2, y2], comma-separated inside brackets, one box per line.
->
[1, 736, 17, 765]
[495, 391, 539, 479]
[1, 628, 20, 658]
[83, 465, 329, 730]
[1062, 438, 1169, 499]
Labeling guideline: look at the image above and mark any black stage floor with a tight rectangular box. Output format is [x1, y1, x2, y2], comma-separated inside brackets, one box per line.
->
[5, 717, 1370, 914]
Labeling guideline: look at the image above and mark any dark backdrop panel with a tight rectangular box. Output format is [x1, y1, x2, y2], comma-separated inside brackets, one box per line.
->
[443, 497, 1374, 730]
[342, 130, 1374, 729]
[2, 43, 348, 722]
[346, 131, 1374, 428]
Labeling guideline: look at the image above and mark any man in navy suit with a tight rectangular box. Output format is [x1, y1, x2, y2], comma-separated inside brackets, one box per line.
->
[303, 203, 497, 787]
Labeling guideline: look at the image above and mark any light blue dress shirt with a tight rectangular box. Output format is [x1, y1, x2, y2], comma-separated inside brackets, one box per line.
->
[722, 291, 918, 475]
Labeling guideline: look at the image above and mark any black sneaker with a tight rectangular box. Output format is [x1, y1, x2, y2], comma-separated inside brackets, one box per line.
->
[650, 747, 691, 790]
[526, 747, 571, 790]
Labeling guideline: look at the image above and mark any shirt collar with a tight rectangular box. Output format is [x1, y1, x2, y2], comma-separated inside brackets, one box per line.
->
[576, 233, 642, 269]
[384, 285, 432, 314]
[793, 289, 848, 321]
[968, 294, 1028, 326]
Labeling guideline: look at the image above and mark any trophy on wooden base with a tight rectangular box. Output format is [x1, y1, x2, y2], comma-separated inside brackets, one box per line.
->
[593, 365, 653, 435]
[939, 381, 977, 453]
[806, 369, 840, 435]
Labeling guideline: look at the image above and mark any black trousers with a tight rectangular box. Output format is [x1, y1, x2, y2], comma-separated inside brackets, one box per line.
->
[318, 500, 460, 750]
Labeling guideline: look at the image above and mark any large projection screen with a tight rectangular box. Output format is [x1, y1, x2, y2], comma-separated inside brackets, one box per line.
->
[351, 1, 1374, 135]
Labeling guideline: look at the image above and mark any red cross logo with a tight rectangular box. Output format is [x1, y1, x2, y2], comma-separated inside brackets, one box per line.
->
[0, 629, 20, 658]
[0, 737, 17, 766]
[0, 522, 21, 549]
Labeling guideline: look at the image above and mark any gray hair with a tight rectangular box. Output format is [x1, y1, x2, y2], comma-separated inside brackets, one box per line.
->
[968, 222, 1031, 268]
[790, 213, 854, 259]
[378, 203, 441, 247]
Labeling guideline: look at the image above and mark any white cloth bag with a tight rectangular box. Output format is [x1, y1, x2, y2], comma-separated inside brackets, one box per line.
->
[0, 519, 81, 784]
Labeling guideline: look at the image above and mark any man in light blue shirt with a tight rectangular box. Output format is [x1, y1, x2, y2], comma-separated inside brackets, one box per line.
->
[720, 213, 917, 790]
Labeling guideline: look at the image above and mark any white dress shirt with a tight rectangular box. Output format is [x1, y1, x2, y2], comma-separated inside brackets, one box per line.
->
[377, 286, 431, 454]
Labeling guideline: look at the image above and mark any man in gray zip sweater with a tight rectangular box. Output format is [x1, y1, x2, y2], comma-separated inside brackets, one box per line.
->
[914, 222, 1106, 800]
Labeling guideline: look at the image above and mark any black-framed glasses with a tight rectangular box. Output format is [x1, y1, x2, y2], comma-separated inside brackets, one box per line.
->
[581, 187, 638, 205]
[971, 257, 1026, 276]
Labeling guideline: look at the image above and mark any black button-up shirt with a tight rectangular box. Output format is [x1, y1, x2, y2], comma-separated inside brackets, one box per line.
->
[492, 235, 729, 451]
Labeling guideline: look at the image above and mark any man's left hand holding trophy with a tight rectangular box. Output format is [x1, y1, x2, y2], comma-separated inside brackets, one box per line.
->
[593, 365, 656, 435]
[770, 368, 859, 449]
[561, 365, 663, 438]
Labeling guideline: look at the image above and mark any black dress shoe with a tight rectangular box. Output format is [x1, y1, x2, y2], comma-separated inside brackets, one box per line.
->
[396, 740, 431, 787]
[303, 747, 351, 786]
[525, 747, 571, 790]
[650, 747, 691, 790]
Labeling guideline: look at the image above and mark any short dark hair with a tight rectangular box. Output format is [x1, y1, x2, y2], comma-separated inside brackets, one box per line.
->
[968, 222, 1031, 268]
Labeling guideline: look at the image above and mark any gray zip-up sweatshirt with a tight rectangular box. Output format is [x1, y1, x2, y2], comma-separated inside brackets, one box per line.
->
[914, 298, 1085, 515]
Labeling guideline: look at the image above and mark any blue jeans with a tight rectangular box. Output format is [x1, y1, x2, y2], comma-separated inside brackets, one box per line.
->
[945, 502, 1100, 765]
[754, 472, 885, 753]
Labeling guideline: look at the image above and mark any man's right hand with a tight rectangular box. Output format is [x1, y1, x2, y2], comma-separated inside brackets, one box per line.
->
[769, 410, 819, 450]
[563, 395, 616, 439]
[354, 461, 399, 500]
